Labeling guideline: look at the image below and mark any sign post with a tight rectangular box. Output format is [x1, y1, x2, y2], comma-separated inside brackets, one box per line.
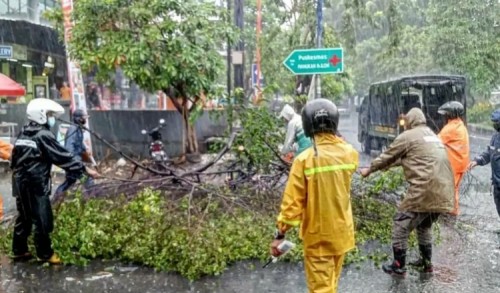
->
[283, 48, 344, 75]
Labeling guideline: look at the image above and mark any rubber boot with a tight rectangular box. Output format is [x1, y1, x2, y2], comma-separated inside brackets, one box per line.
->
[382, 247, 407, 276]
[38, 253, 62, 265]
[409, 244, 433, 273]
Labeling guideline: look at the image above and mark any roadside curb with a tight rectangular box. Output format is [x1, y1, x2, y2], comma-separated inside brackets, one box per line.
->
[468, 123, 495, 137]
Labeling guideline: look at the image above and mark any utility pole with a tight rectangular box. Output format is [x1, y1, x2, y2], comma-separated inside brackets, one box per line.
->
[226, 0, 232, 101]
[255, 0, 262, 103]
[315, 0, 323, 99]
[234, 0, 245, 90]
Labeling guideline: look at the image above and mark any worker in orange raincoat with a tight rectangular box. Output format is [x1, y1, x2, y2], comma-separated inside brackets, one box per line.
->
[270, 99, 359, 293]
[0, 140, 13, 220]
[437, 101, 469, 215]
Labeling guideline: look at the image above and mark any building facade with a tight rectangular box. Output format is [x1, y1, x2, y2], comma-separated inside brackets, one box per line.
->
[0, 0, 56, 24]
[0, 0, 67, 103]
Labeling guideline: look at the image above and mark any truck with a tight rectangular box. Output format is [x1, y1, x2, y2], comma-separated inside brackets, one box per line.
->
[358, 75, 467, 154]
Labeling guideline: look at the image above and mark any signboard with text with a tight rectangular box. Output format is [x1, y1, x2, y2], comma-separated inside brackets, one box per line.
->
[0, 46, 12, 59]
[283, 48, 344, 75]
[251, 63, 265, 87]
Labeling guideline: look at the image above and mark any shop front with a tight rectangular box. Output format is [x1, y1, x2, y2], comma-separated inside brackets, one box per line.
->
[0, 19, 68, 104]
[0, 43, 67, 103]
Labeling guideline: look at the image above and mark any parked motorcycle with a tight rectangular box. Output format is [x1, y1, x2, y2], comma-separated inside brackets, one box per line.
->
[141, 119, 169, 164]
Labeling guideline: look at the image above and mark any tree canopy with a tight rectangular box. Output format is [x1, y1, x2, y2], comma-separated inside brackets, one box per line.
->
[47, 0, 499, 106]
[324, 0, 499, 97]
[66, 0, 238, 156]
[70, 0, 237, 100]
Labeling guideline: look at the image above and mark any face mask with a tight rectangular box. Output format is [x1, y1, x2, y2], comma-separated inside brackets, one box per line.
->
[47, 117, 56, 128]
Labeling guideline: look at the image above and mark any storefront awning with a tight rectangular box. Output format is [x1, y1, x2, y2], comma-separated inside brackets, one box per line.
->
[0, 73, 26, 97]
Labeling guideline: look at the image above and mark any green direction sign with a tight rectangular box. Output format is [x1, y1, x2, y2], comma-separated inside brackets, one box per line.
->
[283, 48, 344, 75]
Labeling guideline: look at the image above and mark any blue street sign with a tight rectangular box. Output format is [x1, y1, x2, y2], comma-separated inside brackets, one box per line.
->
[252, 63, 265, 87]
[0, 46, 13, 59]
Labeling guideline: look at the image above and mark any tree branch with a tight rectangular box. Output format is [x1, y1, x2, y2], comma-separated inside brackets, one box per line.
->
[162, 87, 183, 112]
[189, 95, 201, 113]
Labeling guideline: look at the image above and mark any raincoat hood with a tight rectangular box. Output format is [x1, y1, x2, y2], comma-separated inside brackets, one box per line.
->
[406, 107, 427, 129]
[279, 104, 296, 121]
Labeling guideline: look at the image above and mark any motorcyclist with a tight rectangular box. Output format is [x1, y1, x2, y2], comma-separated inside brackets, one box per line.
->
[278, 104, 312, 159]
[55, 109, 96, 196]
[10, 98, 98, 264]
[437, 101, 469, 216]
[468, 109, 500, 218]
[271, 99, 359, 293]
[360, 107, 454, 276]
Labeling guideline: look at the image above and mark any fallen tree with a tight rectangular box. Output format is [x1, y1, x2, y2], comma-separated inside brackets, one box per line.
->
[0, 103, 443, 280]
[0, 168, 410, 280]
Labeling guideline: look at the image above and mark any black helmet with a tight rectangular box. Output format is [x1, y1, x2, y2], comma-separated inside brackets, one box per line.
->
[490, 109, 500, 131]
[73, 109, 88, 124]
[437, 101, 464, 119]
[301, 98, 339, 138]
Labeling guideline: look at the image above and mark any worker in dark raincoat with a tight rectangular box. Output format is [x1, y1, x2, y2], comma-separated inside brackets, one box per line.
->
[10, 98, 98, 264]
[271, 99, 359, 293]
[55, 109, 96, 196]
[360, 107, 454, 276]
[469, 109, 500, 218]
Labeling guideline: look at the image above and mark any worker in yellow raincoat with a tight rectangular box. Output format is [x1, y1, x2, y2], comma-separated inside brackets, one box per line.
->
[437, 101, 469, 216]
[270, 98, 359, 293]
[0, 140, 13, 221]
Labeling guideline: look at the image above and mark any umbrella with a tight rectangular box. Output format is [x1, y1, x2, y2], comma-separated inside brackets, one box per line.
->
[0, 73, 26, 96]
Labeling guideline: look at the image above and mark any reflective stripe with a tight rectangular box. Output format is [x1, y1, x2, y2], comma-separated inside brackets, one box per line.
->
[15, 139, 37, 149]
[304, 163, 356, 175]
[277, 214, 301, 227]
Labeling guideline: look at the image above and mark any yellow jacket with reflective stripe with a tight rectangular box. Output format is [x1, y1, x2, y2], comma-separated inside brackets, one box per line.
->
[277, 133, 359, 256]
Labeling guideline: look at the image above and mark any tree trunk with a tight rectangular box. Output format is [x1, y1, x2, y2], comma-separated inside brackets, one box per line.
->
[163, 86, 201, 159]
[183, 102, 199, 154]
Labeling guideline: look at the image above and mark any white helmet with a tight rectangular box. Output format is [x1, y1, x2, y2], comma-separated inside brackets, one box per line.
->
[26, 98, 65, 125]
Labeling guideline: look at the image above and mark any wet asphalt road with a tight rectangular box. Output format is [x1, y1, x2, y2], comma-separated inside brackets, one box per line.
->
[1, 113, 500, 292]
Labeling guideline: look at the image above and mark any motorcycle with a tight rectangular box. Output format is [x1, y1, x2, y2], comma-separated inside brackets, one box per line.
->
[141, 119, 169, 164]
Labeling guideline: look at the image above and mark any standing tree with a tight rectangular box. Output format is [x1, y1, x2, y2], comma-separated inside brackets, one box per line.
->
[68, 0, 237, 158]
[429, 0, 500, 98]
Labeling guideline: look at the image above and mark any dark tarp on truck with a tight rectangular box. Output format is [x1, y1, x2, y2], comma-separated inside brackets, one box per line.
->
[358, 75, 467, 154]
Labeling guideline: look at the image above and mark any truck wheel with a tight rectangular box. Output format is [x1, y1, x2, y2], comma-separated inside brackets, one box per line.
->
[362, 136, 371, 154]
